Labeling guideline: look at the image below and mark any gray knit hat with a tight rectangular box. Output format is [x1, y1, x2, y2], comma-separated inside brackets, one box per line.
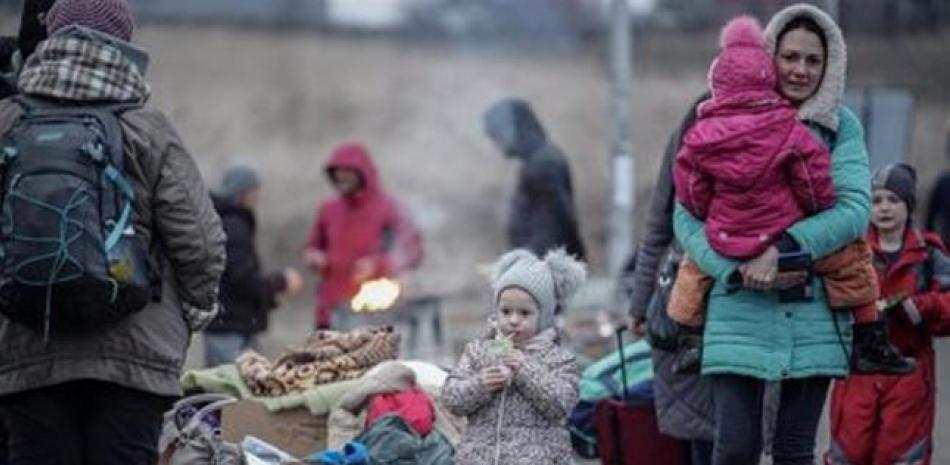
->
[491, 248, 586, 332]
[46, 0, 134, 41]
[872, 163, 917, 215]
[220, 165, 260, 201]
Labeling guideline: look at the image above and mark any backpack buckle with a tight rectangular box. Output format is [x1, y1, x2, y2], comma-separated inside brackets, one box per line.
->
[81, 142, 106, 164]
[0, 146, 18, 166]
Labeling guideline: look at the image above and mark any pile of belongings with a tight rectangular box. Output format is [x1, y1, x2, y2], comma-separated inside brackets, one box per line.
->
[237, 326, 400, 396]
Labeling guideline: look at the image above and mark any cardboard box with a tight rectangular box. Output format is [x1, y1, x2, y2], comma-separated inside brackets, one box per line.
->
[220, 400, 327, 458]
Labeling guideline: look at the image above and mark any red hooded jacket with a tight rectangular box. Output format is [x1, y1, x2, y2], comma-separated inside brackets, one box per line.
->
[673, 92, 836, 259]
[365, 388, 434, 437]
[827, 229, 950, 465]
[306, 144, 423, 327]
[866, 228, 950, 354]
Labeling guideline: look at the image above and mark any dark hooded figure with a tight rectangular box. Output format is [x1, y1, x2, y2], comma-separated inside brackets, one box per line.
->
[0, 37, 16, 101]
[204, 165, 302, 367]
[483, 98, 586, 260]
[0, 0, 57, 100]
[927, 172, 950, 247]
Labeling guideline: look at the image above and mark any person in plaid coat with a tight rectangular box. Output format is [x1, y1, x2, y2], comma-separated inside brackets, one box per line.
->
[0, 1, 225, 464]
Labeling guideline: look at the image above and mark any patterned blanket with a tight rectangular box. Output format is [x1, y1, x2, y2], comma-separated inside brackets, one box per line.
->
[237, 326, 400, 396]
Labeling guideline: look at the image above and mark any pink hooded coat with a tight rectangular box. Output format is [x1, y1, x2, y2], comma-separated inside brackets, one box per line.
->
[673, 16, 836, 259]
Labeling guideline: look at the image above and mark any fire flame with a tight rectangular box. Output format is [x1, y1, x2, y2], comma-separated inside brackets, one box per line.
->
[351, 278, 401, 312]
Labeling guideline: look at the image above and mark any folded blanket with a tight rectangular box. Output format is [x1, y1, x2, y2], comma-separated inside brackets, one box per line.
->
[237, 326, 401, 396]
[179, 364, 360, 415]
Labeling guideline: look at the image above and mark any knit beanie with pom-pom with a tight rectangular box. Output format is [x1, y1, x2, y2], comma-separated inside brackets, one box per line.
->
[709, 15, 775, 98]
[491, 248, 586, 332]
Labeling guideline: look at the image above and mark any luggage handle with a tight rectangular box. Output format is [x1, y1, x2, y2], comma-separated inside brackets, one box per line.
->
[614, 326, 629, 403]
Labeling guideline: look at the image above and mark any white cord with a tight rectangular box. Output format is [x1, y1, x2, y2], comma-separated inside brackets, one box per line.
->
[493, 386, 508, 465]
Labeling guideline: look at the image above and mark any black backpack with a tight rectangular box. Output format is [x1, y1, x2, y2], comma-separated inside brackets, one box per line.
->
[0, 97, 152, 339]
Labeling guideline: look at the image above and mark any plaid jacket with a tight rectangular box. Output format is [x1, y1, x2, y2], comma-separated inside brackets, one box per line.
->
[19, 27, 149, 103]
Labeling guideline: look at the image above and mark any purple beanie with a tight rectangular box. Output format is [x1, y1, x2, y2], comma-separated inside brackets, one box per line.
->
[46, 0, 134, 41]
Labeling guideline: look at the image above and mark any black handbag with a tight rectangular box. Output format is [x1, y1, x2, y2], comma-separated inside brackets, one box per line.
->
[646, 245, 683, 351]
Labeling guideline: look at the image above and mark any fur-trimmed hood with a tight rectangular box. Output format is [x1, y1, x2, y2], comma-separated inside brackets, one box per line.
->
[764, 3, 846, 132]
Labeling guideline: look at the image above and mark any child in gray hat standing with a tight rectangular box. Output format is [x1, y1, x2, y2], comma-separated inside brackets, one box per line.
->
[442, 248, 585, 465]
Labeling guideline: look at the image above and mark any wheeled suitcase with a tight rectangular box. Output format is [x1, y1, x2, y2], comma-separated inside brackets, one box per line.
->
[593, 327, 689, 465]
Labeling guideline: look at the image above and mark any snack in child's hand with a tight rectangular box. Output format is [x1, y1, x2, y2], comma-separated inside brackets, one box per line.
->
[876, 293, 908, 312]
[489, 331, 514, 355]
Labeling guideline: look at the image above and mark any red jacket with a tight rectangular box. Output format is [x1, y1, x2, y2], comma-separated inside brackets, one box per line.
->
[673, 91, 836, 259]
[365, 388, 434, 437]
[307, 144, 423, 327]
[826, 228, 950, 465]
[867, 228, 950, 355]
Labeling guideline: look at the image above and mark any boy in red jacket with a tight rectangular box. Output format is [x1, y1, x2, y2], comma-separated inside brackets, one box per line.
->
[825, 163, 950, 465]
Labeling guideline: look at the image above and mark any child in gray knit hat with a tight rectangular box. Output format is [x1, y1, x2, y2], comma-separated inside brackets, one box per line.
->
[441, 248, 585, 465]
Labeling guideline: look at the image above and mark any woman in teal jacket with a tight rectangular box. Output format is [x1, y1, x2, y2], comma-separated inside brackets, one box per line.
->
[673, 4, 870, 465]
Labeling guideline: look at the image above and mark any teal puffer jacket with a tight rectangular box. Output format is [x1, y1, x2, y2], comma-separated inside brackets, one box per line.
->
[673, 107, 870, 380]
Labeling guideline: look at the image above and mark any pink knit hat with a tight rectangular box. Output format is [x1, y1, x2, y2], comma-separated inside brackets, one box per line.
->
[46, 0, 134, 41]
[709, 16, 775, 97]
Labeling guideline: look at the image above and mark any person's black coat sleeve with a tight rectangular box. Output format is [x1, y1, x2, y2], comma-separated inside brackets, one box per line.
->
[221, 215, 286, 311]
[520, 156, 587, 259]
[629, 93, 706, 320]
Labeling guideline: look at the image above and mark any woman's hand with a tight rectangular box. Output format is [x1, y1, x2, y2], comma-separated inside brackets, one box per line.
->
[480, 366, 512, 392]
[630, 316, 647, 338]
[773, 271, 809, 290]
[304, 248, 327, 273]
[352, 257, 376, 283]
[739, 246, 779, 291]
[282, 268, 304, 296]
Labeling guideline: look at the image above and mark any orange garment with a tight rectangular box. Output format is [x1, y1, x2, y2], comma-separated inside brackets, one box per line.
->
[667, 239, 879, 327]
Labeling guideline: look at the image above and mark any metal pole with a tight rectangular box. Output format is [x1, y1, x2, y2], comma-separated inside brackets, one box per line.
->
[825, 0, 839, 22]
[606, 0, 634, 277]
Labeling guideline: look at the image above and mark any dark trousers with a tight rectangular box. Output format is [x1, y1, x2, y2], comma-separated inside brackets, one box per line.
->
[690, 439, 714, 465]
[0, 419, 7, 465]
[711, 374, 830, 465]
[0, 380, 170, 465]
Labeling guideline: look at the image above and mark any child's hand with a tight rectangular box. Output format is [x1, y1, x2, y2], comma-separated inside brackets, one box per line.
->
[480, 366, 512, 392]
[502, 349, 526, 371]
[304, 249, 327, 272]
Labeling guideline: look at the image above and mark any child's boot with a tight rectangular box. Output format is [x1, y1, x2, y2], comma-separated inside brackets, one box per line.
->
[852, 321, 916, 375]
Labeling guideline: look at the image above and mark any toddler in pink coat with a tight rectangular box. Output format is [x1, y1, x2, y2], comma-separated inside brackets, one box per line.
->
[668, 16, 912, 375]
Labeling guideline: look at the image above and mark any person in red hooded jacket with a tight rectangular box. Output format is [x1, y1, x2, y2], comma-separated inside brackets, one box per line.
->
[304, 143, 423, 330]
[826, 163, 950, 465]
